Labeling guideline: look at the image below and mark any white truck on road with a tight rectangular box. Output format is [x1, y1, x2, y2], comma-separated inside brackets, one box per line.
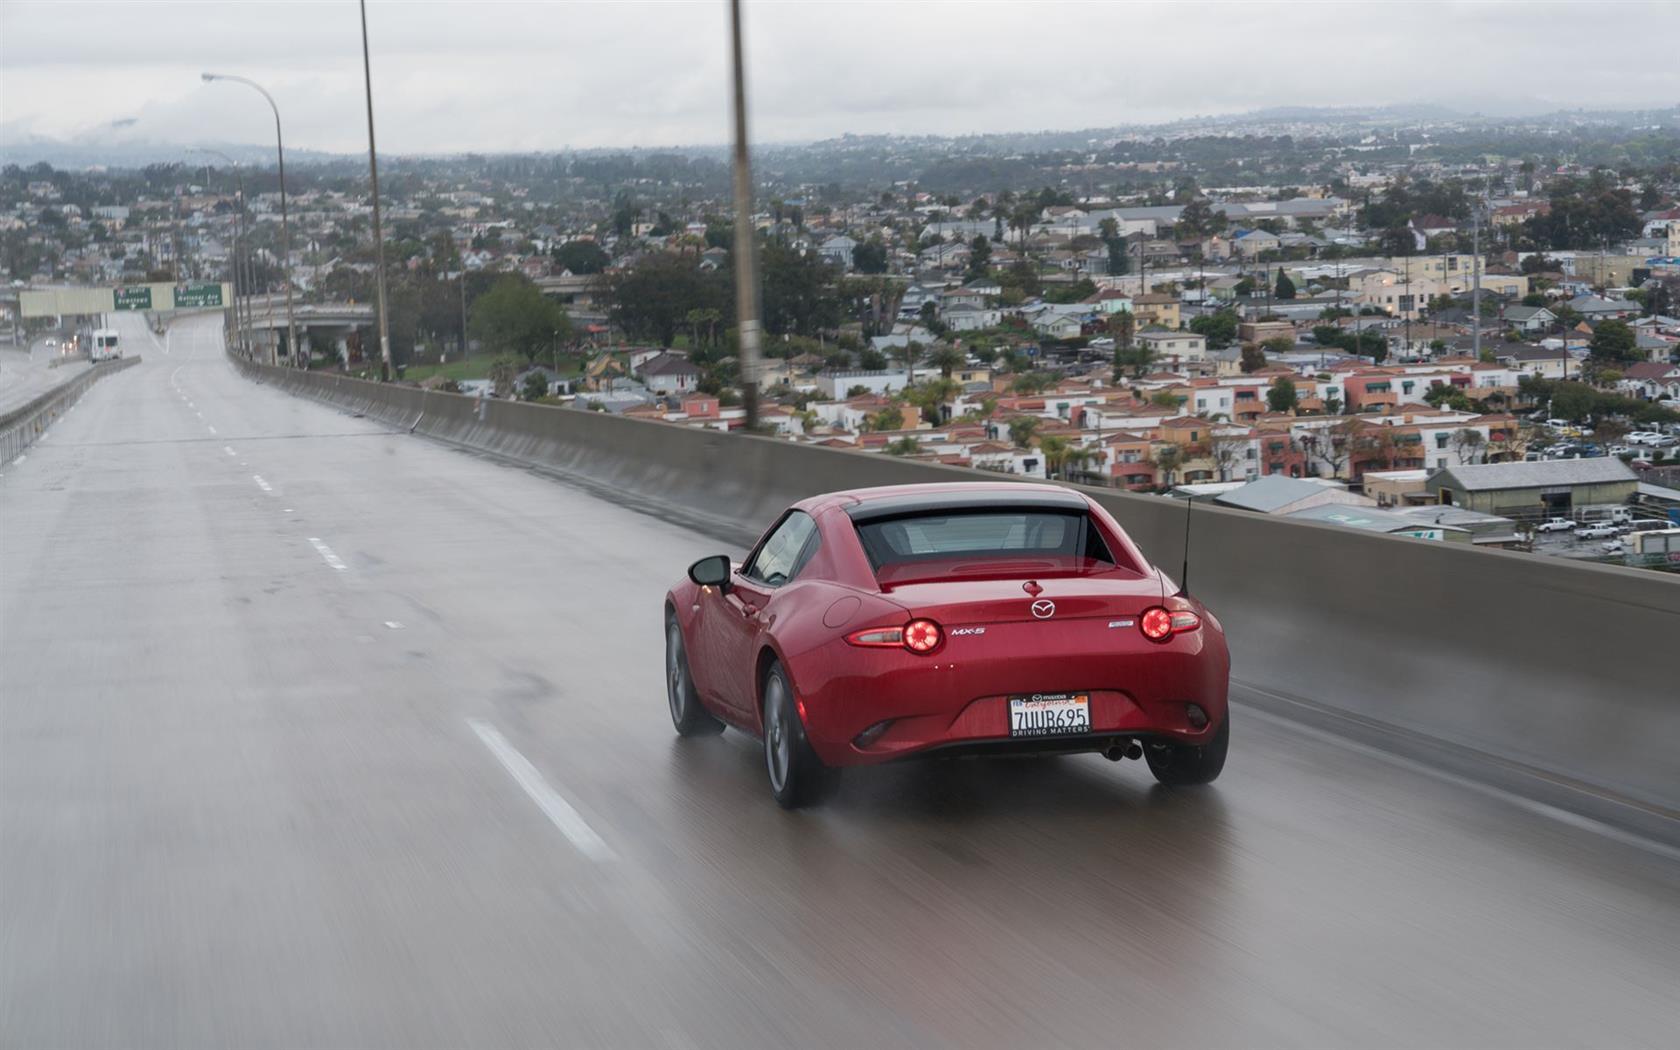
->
[88, 328, 121, 362]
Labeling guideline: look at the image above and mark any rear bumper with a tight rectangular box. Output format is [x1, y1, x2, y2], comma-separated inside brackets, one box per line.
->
[789, 632, 1230, 767]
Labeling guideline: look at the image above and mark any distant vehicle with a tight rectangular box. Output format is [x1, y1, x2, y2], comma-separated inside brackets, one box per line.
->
[88, 328, 121, 362]
[1626, 431, 1663, 445]
[1601, 539, 1625, 554]
[664, 483, 1231, 806]
[44, 337, 57, 348]
[1607, 444, 1633, 455]
[1649, 435, 1677, 448]
[1544, 418, 1573, 430]
[1574, 523, 1619, 539]
[1535, 518, 1575, 533]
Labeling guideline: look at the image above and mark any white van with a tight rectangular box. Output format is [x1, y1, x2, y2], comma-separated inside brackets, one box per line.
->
[89, 328, 121, 362]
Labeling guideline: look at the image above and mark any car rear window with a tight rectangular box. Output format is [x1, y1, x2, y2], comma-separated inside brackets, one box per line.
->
[854, 510, 1121, 582]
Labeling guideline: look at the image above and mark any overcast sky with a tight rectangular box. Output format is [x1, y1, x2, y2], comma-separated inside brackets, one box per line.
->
[3, 0, 1677, 155]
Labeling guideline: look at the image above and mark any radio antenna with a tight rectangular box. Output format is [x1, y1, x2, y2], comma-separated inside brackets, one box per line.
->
[1178, 491, 1193, 596]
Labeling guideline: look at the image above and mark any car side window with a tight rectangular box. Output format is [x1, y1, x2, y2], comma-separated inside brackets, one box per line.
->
[744, 511, 819, 587]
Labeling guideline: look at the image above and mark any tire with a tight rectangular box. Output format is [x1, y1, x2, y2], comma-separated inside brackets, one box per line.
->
[666, 614, 724, 737]
[761, 661, 837, 809]
[1145, 716, 1228, 786]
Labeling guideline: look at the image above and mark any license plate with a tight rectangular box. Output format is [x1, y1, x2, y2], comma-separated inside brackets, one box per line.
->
[1008, 693, 1091, 737]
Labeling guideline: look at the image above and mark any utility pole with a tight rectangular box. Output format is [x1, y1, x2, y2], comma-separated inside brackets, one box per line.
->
[1471, 188, 1484, 363]
[359, 0, 392, 381]
[728, 0, 762, 430]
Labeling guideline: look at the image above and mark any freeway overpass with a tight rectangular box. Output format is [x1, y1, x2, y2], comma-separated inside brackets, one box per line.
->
[1, 311, 1677, 1047]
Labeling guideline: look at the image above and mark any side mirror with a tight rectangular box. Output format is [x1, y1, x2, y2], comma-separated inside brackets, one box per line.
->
[688, 554, 732, 590]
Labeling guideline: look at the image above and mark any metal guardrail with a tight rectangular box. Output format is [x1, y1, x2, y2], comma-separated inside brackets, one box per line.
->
[0, 356, 141, 464]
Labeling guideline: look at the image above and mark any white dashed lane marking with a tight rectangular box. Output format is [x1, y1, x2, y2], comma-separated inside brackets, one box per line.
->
[468, 719, 615, 863]
[252, 475, 272, 494]
[306, 537, 348, 572]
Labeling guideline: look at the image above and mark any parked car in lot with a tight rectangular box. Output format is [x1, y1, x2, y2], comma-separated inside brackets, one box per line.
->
[1535, 518, 1576, 533]
[1601, 539, 1626, 554]
[1574, 523, 1619, 539]
[1649, 435, 1677, 448]
[1607, 444, 1633, 456]
[1627, 431, 1664, 445]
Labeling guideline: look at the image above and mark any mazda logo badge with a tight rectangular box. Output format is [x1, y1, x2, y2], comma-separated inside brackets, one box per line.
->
[1031, 599, 1056, 619]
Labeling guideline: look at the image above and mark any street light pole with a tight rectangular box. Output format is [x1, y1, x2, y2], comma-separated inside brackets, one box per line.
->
[190, 147, 248, 357]
[202, 72, 297, 368]
[358, 0, 393, 381]
[728, 0, 762, 430]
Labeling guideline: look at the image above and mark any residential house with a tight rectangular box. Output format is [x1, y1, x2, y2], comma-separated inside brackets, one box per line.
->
[637, 353, 703, 395]
[1565, 294, 1640, 320]
[942, 303, 1003, 332]
[1232, 229, 1281, 259]
[1499, 345, 1572, 379]
[1501, 304, 1556, 333]
[1618, 362, 1680, 401]
[1131, 293, 1180, 329]
[818, 235, 857, 270]
[1139, 330, 1208, 364]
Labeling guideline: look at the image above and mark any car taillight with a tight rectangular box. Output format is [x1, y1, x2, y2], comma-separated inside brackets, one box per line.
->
[904, 619, 941, 653]
[1140, 607, 1174, 641]
[1140, 607, 1199, 641]
[845, 619, 942, 654]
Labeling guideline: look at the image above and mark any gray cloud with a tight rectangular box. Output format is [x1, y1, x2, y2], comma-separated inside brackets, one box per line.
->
[2, 0, 1677, 155]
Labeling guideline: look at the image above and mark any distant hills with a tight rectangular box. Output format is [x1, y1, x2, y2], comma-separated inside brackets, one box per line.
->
[4, 103, 1675, 171]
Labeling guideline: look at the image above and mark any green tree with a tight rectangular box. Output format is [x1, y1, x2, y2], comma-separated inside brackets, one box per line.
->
[885, 436, 921, 456]
[761, 241, 841, 337]
[468, 276, 572, 360]
[1189, 309, 1239, 350]
[1008, 416, 1041, 448]
[1424, 384, 1474, 412]
[868, 405, 905, 432]
[1274, 269, 1297, 300]
[521, 370, 551, 402]
[489, 354, 520, 398]
[966, 235, 992, 279]
[596, 252, 728, 346]
[1588, 318, 1638, 367]
[1262, 335, 1294, 356]
[1240, 344, 1268, 373]
[852, 238, 889, 274]
[1267, 376, 1299, 414]
[926, 344, 965, 377]
[551, 240, 610, 274]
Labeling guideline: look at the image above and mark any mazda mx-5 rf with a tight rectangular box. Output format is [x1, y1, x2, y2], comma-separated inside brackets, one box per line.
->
[663, 482, 1230, 807]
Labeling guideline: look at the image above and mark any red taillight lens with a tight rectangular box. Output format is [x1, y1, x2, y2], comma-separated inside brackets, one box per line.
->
[1141, 606, 1200, 641]
[1140, 607, 1174, 641]
[904, 619, 941, 653]
[846, 620, 942, 654]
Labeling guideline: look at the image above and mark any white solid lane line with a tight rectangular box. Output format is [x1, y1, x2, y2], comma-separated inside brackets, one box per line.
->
[306, 537, 348, 571]
[467, 719, 616, 863]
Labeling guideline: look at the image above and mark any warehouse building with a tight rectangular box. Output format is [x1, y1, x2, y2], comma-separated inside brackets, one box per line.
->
[1426, 459, 1638, 520]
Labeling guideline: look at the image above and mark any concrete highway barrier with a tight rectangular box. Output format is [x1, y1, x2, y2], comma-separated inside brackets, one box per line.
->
[232, 356, 1680, 841]
[0, 355, 140, 465]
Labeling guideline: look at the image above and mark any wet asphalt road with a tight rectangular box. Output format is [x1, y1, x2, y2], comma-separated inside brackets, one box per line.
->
[0, 335, 90, 415]
[3, 314, 1679, 1048]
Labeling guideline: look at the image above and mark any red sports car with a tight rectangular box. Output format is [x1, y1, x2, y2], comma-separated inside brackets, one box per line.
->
[664, 482, 1230, 807]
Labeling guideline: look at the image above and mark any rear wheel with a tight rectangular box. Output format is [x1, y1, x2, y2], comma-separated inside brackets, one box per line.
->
[666, 614, 723, 737]
[762, 661, 836, 809]
[1145, 717, 1228, 786]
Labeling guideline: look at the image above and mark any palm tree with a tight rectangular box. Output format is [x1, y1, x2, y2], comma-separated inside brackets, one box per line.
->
[926, 343, 966, 378]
